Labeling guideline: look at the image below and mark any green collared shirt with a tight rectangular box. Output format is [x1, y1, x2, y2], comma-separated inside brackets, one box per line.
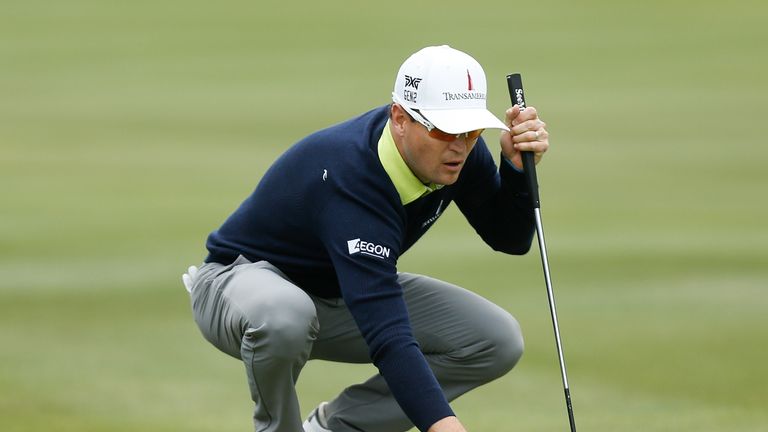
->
[377, 120, 442, 205]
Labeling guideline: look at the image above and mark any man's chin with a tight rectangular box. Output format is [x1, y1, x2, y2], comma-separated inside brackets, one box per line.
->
[435, 174, 460, 186]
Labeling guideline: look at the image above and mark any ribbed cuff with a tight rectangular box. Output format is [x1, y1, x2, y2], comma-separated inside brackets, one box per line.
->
[376, 344, 454, 431]
[499, 153, 530, 196]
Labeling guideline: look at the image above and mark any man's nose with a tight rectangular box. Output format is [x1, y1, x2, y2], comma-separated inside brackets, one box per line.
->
[447, 136, 468, 152]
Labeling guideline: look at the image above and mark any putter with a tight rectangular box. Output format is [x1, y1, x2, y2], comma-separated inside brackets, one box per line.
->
[506, 73, 577, 432]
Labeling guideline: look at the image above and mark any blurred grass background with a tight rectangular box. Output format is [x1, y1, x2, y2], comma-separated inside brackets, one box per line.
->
[1, 0, 766, 431]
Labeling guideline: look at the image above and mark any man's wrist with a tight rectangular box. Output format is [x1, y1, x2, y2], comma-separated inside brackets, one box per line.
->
[427, 416, 466, 432]
[502, 155, 524, 173]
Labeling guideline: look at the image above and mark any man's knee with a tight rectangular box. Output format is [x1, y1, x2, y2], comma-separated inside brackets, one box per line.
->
[479, 311, 524, 380]
[240, 296, 319, 361]
[226, 264, 320, 360]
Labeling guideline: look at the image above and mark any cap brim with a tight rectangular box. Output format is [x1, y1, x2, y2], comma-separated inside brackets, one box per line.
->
[420, 108, 509, 134]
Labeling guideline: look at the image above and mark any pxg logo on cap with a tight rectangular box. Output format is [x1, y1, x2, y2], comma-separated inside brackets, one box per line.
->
[403, 75, 422, 102]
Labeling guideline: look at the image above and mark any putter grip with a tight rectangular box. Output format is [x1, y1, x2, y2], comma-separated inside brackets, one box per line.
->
[506, 73, 540, 208]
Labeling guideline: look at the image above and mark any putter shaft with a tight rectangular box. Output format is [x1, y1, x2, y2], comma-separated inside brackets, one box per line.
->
[533, 208, 576, 432]
[506, 73, 577, 432]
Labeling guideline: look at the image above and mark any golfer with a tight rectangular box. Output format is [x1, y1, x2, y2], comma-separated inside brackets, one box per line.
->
[183, 45, 550, 432]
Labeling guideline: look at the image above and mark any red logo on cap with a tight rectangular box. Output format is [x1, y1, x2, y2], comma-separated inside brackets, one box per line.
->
[467, 70, 474, 91]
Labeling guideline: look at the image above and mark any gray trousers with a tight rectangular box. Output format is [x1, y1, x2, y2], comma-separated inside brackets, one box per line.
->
[189, 256, 524, 432]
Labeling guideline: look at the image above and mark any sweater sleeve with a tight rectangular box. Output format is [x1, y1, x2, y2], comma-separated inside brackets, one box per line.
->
[316, 190, 454, 432]
[454, 139, 536, 254]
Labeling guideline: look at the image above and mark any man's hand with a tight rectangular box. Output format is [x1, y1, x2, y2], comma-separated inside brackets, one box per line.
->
[500, 104, 549, 170]
[428, 416, 467, 432]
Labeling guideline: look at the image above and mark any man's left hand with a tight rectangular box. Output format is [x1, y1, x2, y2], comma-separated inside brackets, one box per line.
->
[500, 105, 549, 170]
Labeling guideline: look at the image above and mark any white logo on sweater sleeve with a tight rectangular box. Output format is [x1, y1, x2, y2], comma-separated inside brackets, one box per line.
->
[347, 238, 391, 259]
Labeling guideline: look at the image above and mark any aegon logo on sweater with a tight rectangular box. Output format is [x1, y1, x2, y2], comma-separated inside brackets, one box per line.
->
[347, 238, 391, 259]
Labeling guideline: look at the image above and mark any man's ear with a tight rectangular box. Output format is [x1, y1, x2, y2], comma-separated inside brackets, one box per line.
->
[390, 104, 409, 138]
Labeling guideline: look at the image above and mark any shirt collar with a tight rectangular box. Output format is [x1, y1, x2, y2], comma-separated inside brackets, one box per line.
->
[378, 119, 442, 205]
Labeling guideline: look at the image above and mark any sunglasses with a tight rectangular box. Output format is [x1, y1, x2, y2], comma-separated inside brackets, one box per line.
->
[396, 102, 484, 143]
[422, 121, 484, 142]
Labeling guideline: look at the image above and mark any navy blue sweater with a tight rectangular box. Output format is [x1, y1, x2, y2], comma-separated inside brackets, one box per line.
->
[206, 105, 534, 431]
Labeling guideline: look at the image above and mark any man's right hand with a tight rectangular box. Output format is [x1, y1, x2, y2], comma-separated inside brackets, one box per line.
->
[428, 416, 467, 432]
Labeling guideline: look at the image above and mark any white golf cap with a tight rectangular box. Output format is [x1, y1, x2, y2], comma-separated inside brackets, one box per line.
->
[392, 45, 509, 134]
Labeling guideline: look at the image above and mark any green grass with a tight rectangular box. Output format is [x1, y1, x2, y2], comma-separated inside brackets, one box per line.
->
[2, 0, 767, 431]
